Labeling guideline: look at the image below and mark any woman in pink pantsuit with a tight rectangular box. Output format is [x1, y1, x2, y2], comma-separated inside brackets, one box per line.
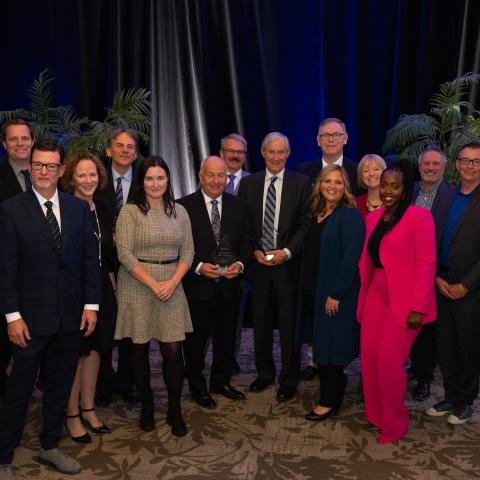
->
[357, 166, 436, 444]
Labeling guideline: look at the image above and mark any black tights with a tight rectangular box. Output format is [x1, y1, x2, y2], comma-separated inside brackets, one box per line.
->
[131, 340, 184, 405]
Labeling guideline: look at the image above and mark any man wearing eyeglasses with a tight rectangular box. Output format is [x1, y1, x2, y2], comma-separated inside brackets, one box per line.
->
[297, 117, 361, 195]
[220, 133, 250, 196]
[0, 120, 35, 406]
[0, 140, 100, 478]
[426, 141, 480, 425]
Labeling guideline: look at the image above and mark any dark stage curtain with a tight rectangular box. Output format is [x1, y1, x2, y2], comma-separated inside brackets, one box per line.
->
[1, 0, 479, 195]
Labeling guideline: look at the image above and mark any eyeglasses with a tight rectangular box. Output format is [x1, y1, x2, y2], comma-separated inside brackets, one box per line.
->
[318, 132, 345, 141]
[458, 157, 480, 167]
[31, 161, 62, 172]
[221, 148, 246, 155]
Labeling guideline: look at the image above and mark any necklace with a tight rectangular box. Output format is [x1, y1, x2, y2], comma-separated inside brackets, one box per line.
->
[92, 207, 102, 267]
[366, 198, 383, 212]
[319, 204, 337, 217]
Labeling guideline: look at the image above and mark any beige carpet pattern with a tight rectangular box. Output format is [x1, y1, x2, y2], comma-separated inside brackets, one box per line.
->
[9, 330, 480, 480]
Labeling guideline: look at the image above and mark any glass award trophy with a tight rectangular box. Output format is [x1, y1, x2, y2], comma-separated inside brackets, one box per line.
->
[212, 234, 235, 274]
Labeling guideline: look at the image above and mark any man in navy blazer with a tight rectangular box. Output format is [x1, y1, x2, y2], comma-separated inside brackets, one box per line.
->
[178, 156, 252, 408]
[409, 146, 452, 401]
[296, 117, 361, 195]
[0, 140, 100, 478]
[238, 132, 311, 401]
[426, 141, 480, 425]
[0, 120, 35, 402]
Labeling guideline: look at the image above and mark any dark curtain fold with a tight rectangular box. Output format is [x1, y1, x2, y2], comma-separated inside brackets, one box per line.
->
[1, 0, 479, 196]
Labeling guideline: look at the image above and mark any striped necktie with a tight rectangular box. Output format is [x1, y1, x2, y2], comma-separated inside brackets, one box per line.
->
[227, 174, 236, 194]
[211, 199, 221, 243]
[115, 177, 124, 210]
[44, 201, 62, 253]
[261, 176, 277, 251]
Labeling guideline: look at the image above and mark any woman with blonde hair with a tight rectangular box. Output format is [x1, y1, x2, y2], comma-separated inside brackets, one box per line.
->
[298, 164, 365, 421]
[356, 154, 387, 219]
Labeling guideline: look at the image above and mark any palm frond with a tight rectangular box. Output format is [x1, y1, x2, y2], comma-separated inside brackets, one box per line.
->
[27, 68, 55, 122]
[0, 109, 33, 123]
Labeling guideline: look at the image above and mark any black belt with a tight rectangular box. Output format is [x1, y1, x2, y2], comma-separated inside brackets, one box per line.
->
[138, 257, 179, 265]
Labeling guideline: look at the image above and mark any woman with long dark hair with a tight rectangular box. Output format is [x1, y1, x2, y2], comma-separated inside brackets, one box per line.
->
[357, 164, 436, 443]
[114, 156, 193, 437]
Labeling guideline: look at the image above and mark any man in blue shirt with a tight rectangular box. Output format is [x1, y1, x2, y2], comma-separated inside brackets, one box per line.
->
[426, 141, 480, 424]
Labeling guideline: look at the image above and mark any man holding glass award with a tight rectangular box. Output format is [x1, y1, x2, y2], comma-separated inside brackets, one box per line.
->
[177, 156, 252, 409]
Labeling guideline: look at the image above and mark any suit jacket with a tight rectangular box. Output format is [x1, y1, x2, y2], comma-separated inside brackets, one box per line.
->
[357, 206, 436, 328]
[0, 162, 23, 203]
[412, 180, 453, 223]
[296, 156, 362, 195]
[96, 160, 140, 221]
[231, 170, 250, 196]
[237, 169, 311, 282]
[177, 190, 252, 302]
[435, 185, 480, 293]
[0, 189, 101, 335]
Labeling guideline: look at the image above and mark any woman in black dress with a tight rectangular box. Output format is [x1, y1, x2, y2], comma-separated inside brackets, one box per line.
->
[61, 152, 117, 443]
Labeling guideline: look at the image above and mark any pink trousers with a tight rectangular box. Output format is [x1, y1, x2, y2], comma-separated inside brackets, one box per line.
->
[360, 269, 419, 443]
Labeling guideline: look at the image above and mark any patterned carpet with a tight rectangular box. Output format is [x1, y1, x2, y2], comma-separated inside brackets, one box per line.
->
[9, 330, 480, 480]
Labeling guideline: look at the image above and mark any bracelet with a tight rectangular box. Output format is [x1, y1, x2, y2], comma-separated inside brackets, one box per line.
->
[458, 283, 467, 294]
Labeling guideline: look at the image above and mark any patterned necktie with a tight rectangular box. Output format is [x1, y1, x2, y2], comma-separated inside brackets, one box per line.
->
[115, 177, 124, 209]
[20, 170, 32, 190]
[44, 200, 62, 253]
[211, 199, 221, 243]
[227, 174, 236, 194]
[261, 176, 277, 251]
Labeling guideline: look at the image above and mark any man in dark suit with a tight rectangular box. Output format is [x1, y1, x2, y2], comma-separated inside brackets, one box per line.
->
[95, 128, 140, 406]
[296, 117, 360, 381]
[0, 140, 100, 478]
[220, 133, 250, 196]
[238, 132, 311, 401]
[410, 145, 452, 401]
[0, 119, 34, 403]
[426, 141, 480, 425]
[296, 117, 361, 195]
[178, 156, 252, 408]
[219, 133, 251, 372]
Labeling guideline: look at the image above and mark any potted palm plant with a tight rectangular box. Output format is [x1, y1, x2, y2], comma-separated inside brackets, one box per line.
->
[382, 72, 480, 182]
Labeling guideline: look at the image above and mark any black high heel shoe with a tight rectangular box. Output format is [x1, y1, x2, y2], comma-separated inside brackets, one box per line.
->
[65, 413, 92, 443]
[167, 405, 187, 437]
[80, 407, 111, 434]
[305, 405, 340, 422]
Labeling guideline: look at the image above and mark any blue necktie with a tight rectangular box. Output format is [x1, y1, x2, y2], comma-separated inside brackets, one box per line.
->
[261, 176, 277, 251]
[115, 177, 124, 210]
[227, 174, 236, 194]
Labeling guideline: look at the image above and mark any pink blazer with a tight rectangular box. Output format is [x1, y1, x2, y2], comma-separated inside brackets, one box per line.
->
[357, 205, 436, 328]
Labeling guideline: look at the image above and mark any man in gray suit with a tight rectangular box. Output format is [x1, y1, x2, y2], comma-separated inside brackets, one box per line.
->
[220, 134, 250, 196]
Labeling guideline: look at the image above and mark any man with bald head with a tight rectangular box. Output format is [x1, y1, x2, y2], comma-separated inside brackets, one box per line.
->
[177, 156, 252, 409]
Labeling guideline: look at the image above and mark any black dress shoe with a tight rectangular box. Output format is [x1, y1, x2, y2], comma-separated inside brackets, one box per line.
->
[413, 381, 430, 401]
[192, 391, 217, 409]
[301, 366, 319, 381]
[65, 414, 92, 444]
[277, 384, 296, 402]
[210, 384, 246, 400]
[167, 406, 187, 437]
[249, 378, 273, 393]
[80, 408, 111, 434]
[305, 406, 339, 422]
[95, 391, 112, 408]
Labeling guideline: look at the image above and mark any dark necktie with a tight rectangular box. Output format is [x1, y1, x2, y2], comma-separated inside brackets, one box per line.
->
[227, 174, 236, 194]
[261, 176, 277, 251]
[115, 177, 124, 210]
[20, 170, 32, 190]
[211, 199, 221, 243]
[44, 200, 62, 253]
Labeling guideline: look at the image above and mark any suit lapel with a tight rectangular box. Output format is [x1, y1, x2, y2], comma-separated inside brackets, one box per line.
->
[195, 190, 217, 245]
[22, 190, 62, 255]
[59, 192, 72, 255]
[254, 172, 266, 234]
[2, 163, 23, 194]
[278, 170, 291, 234]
